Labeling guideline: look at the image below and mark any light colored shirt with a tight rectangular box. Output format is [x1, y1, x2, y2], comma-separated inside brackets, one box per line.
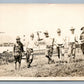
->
[26, 39, 38, 49]
[68, 34, 76, 43]
[44, 37, 53, 46]
[55, 35, 65, 45]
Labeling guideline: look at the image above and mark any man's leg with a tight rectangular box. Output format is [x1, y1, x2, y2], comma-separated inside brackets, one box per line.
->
[18, 56, 21, 70]
[50, 57, 55, 63]
[30, 54, 34, 64]
[45, 48, 50, 64]
[15, 62, 17, 70]
[62, 46, 64, 56]
[45, 50, 54, 64]
[46, 55, 51, 64]
[28, 53, 34, 68]
[26, 53, 29, 62]
[26, 54, 30, 68]
[73, 48, 76, 59]
[14, 57, 17, 70]
[80, 44, 84, 60]
[71, 43, 73, 56]
[27, 49, 34, 68]
[68, 43, 72, 62]
[19, 61, 21, 70]
[81, 44, 84, 55]
[57, 47, 60, 59]
[49, 48, 55, 63]
[68, 43, 71, 57]
[72, 43, 76, 59]
[61, 47, 65, 63]
[6, 57, 8, 65]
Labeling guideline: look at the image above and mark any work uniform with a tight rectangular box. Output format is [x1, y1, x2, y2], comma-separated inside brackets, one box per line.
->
[44, 37, 54, 64]
[55, 35, 65, 59]
[26, 38, 37, 68]
[68, 33, 76, 58]
[13, 42, 24, 64]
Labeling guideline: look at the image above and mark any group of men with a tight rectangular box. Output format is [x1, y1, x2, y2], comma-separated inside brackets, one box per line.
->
[13, 27, 84, 70]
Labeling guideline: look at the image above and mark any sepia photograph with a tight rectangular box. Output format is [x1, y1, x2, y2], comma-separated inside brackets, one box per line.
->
[0, 4, 84, 80]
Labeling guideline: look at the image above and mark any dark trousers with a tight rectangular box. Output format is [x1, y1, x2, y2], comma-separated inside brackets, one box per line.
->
[45, 45, 54, 63]
[57, 44, 64, 59]
[26, 48, 33, 67]
[57, 47, 60, 59]
[81, 43, 84, 54]
[68, 42, 76, 57]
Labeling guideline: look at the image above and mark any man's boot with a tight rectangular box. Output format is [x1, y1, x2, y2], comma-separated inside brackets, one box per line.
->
[19, 62, 21, 70]
[48, 59, 50, 64]
[51, 59, 55, 64]
[15, 62, 17, 70]
[27, 63, 31, 68]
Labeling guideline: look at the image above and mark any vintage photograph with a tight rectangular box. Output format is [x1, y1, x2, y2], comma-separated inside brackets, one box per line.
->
[0, 4, 84, 80]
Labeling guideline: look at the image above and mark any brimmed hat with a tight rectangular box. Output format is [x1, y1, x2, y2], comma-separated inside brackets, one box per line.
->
[30, 33, 34, 37]
[81, 27, 84, 30]
[44, 31, 48, 35]
[57, 28, 61, 33]
[70, 27, 75, 31]
[16, 36, 20, 40]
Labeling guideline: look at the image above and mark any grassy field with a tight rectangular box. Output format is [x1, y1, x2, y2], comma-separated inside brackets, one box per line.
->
[0, 48, 84, 77]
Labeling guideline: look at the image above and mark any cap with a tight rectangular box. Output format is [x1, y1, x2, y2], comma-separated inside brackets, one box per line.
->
[30, 33, 34, 37]
[44, 31, 48, 35]
[70, 27, 75, 31]
[16, 36, 20, 40]
[81, 27, 84, 30]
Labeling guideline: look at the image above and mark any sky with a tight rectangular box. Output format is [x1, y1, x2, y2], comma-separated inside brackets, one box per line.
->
[0, 4, 84, 43]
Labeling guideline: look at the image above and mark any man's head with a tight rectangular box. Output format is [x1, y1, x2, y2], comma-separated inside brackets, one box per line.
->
[16, 36, 20, 43]
[57, 28, 61, 36]
[81, 27, 84, 32]
[70, 27, 75, 34]
[30, 33, 34, 40]
[44, 31, 49, 38]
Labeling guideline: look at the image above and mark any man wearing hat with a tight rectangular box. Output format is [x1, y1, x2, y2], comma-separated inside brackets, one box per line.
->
[13, 36, 24, 70]
[44, 31, 55, 64]
[80, 27, 84, 55]
[68, 27, 77, 59]
[55, 28, 65, 61]
[26, 33, 38, 68]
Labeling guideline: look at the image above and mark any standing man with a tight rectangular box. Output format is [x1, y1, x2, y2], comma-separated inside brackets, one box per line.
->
[68, 27, 77, 59]
[44, 31, 55, 64]
[26, 33, 38, 68]
[80, 27, 84, 55]
[13, 36, 24, 70]
[55, 28, 65, 60]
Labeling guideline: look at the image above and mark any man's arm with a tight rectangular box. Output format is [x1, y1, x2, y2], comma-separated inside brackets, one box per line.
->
[13, 44, 15, 56]
[21, 43, 24, 52]
[75, 35, 78, 43]
[54, 38, 58, 47]
[34, 39, 39, 46]
[80, 34, 82, 40]
[62, 37, 66, 47]
[13, 44, 15, 53]
[52, 38, 55, 46]
[80, 34, 84, 43]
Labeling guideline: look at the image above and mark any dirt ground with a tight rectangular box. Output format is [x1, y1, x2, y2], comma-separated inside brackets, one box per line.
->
[0, 48, 84, 77]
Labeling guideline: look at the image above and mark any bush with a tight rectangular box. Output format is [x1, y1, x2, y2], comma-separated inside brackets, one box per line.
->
[0, 51, 14, 65]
